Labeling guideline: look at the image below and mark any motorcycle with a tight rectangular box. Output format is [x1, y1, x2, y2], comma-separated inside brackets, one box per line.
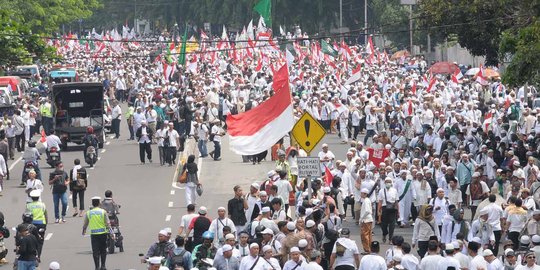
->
[85, 146, 97, 167]
[46, 147, 61, 168]
[21, 161, 38, 185]
[107, 211, 123, 254]
[0, 226, 8, 264]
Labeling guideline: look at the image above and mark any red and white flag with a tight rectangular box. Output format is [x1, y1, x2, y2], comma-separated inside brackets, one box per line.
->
[475, 65, 489, 85]
[483, 112, 493, 132]
[226, 65, 294, 155]
[426, 77, 437, 93]
[344, 65, 362, 85]
[366, 36, 375, 56]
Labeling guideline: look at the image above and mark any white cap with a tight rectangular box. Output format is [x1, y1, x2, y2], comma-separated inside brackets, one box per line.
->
[199, 206, 208, 215]
[286, 222, 296, 231]
[521, 235, 531, 244]
[472, 172, 480, 178]
[472, 237, 482, 244]
[298, 239, 308, 248]
[91, 196, 101, 200]
[262, 245, 272, 253]
[306, 220, 316, 228]
[445, 243, 454, 250]
[259, 191, 267, 196]
[148, 256, 163, 264]
[251, 182, 260, 189]
[290, 247, 301, 253]
[262, 228, 274, 235]
[267, 170, 276, 178]
[49, 261, 60, 270]
[483, 249, 494, 256]
[158, 230, 168, 236]
[222, 244, 233, 252]
[479, 208, 489, 216]
[249, 243, 259, 249]
[29, 190, 41, 198]
[532, 235, 540, 244]
[225, 233, 235, 240]
[261, 207, 271, 213]
[360, 188, 369, 194]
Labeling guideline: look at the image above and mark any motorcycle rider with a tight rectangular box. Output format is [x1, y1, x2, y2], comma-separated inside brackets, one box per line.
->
[17, 212, 43, 259]
[82, 126, 99, 162]
[101, 190, 119, 225]
[21, 140, 41, 185]
[45, 130, 61, 164]
[192, 231, 217, 269]
[25, 190, 47, 257]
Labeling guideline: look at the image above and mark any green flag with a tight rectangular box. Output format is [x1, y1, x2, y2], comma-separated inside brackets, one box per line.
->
[321, 40, 338, 58]
[254, 0, 272, 27]
[178, 26, 188, 66]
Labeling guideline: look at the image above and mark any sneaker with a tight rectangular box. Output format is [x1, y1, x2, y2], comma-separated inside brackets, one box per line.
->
[61, 218, 66, 223]
[55, 219, 59, 223]
[149, 159, 152, 163]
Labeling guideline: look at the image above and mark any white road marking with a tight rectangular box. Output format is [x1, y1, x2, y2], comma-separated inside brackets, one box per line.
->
[197, 157, 203, 179]
[45, 233, 53, 241]
[100, 149, 106, 153]
[168, 201, 173, 208]
[105, 141, 111, 145]
[9, 156, 23, 171]
[172, 183, 185, 190]
[165, 215, 171, 222]
[170, 190, 175, 195]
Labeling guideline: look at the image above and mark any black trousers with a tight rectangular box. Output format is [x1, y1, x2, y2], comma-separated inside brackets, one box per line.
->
[353, 125, 360, 140]
[493, 230, 502, 256]
[72, 190, 85, 210]
[380, 208, 397, 238]
[139, 142, 152, 163]
[15, 133, 25, 151]
[460, 184, 469, 206]
[91, 233, 108, 270]
[112, 118, 121, 138]
[417, 240, 429, 258]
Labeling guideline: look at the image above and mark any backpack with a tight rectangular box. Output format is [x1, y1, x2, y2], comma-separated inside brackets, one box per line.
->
[170, 249, 187, 269]
[335, 241, 346, 256]
[71, 168, 87, 191]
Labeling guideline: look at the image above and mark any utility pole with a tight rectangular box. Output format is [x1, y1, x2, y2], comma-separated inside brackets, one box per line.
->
[409, 5, 413, 54]
[339, 0, 343, 40]
[364, 0, 368, 44]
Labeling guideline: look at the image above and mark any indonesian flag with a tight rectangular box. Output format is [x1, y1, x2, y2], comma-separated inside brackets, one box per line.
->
[475, 65, 489, 85]
[255, 57, 263, 72]
[483, 111, 493, 132]
[411, 81, 417, 95]
[366, 36, 375, 56]
[426, 77, 436, 93]
[324, 166, 334, 186]
[367, 148, 390, 168]
[226, 65, 294, 155]
[344, 65, 362, 85]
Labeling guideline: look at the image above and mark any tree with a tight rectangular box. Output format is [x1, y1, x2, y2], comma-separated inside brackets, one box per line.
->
[417, 0, 515, 66]
[0, 11, 57, 66]
[499, 0, 540, 86]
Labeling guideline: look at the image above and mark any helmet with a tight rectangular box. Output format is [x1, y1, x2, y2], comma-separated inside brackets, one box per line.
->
[22, 212, 33, 223]
[27, 140, 36, 147]
[104, 190, 113, 198]
[255, 225, 266, 236]
[202, 231, 215, 240]
[86, 126, 94, 134]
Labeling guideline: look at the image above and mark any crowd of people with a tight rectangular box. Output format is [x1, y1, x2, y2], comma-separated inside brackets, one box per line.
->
[1, 22, 540, 270]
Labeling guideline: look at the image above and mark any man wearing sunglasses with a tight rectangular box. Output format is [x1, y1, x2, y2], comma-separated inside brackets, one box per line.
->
[516, 251, 540, 270]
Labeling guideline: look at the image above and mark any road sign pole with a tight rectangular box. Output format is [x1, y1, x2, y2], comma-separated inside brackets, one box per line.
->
[307, 152, 312, 199]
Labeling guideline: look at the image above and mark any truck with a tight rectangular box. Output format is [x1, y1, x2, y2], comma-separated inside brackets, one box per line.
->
[51, 82, 105, 150]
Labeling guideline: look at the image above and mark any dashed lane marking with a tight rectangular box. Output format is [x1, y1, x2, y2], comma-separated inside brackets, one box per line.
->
[165, 215, 171, 222]
[105, 141, 111, 146]
[9, 156, 23, 171]
[45, 233, 53, 241]
[170, 190, 175, 195]
[100, 149, 106, 153]
[168, 201, 173, 208]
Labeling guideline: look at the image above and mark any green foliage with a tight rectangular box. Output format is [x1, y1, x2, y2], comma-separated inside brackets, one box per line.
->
[417, 0, 515, 66]
[0, 11, 57, 65]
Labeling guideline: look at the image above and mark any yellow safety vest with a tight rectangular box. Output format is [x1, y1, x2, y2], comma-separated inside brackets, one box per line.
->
[26, 201, 46, 225]
[40, 104, 52, 118]
[87, 208, 107, 235]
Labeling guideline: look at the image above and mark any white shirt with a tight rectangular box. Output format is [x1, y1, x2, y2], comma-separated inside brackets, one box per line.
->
[46, 135, 61, 150]
[483, 203, 503, 231]
[358, 254, 386, 270]
[211, 125, 224, 143]
[470, 254, 488, 270]
[318, 150, 335, 172]
[239, 255, 266, 270]
[436, 256, 461, 270]
[420, 254, 443, 270]
[401, 253, 420, 270]
[515, 264, 540, 270]
[378, 187, 399, 206]
[487, 258, 504, 270]
[331, 238, 359, 268]
[180, 213, 198, 237]
[163, 128, 180, 147]
[112, 105, 122, 120]
[274, 179, 293, 204]
[283, 259, 305, 270]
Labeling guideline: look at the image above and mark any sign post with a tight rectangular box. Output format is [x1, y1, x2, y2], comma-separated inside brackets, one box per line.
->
[292, 112, 326, 199]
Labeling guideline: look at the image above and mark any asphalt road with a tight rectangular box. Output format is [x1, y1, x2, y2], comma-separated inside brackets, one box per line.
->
[0, 126, 414, 270]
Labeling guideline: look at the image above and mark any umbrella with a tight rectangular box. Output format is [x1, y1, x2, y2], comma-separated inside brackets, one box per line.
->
[390, 50, 410, 60]
[428, 62, 460, 74]
[465, 68, 479, 76]
[484, 68, 500, 79]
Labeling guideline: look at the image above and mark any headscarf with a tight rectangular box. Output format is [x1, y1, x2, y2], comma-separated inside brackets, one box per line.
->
[418, 204, 434, 223]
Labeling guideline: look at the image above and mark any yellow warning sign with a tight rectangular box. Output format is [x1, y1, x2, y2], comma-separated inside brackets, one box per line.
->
[291, 112, 326, 155]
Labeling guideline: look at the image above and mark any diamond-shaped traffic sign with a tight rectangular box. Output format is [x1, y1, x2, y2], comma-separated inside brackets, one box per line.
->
[291, 112, 326, 155]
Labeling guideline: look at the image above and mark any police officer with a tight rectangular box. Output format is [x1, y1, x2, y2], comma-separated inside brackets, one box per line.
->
[82, 196, 112, 270]
[26, 190, 47, 257]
